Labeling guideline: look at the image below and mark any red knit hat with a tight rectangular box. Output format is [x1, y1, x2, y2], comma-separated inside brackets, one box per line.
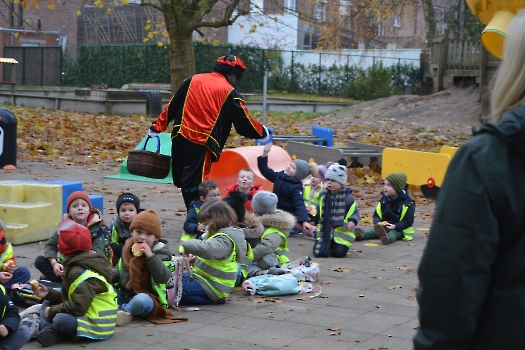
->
[57, 219, 92, 257]
[66, 191, 92, 214]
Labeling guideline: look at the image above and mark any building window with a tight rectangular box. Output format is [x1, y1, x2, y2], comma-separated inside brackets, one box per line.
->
[284, 0, 296, 12]
[378, 21, 384, 36]
[394, 15, 401, 28]
[340, 1, 351, 30]
[313, 1, 326, 22]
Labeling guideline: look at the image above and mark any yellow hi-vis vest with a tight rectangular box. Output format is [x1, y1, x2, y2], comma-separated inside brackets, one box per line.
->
[117, 258, 170, 308]
[303, 185, 321, 206]
[68, 270, 118, 340]
[192, 232, 238, 299]
[376, 202, 414, 241]
[179, 207, 200, 253]
[260, 227, 290, 265]
[240, 243, 254, 279]
[0, 243, 14, 264]
[316, 198, 357, 248]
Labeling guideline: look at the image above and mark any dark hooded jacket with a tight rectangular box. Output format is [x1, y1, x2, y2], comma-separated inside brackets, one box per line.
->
[257, 155, 310, 223]
[414, 105, 525, 349]
[44, 252, 114, 320]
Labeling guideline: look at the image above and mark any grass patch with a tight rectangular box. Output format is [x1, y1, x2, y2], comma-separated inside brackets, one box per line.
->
[251, 110, 326, 121]
[248, 91, 360, 104]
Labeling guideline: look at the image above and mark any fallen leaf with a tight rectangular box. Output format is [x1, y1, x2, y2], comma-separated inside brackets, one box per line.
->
[397, 265, 410, 271]
[330, 266, 352, 272]
[386, 285, 402, 290]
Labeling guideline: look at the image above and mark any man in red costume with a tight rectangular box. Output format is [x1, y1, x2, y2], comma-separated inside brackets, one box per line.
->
[149, 54, 271, 209]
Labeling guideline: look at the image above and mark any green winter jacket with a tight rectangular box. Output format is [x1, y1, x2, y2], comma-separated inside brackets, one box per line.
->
[414, 105, 525, 349]
[44, 252, 114, 321]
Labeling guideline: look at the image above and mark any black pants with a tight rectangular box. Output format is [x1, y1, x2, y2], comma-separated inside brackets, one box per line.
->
[35, 255, 63, 283]
[171, 137, 213, 209]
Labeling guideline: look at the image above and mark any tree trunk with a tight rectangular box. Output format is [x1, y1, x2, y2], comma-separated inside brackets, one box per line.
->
[421, 0, 436, 47]
[167, 35, 195, 94]
[458, 0, 465, 39]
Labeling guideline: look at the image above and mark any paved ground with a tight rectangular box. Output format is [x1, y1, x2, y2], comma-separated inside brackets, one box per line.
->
[2, 161, 432, 350]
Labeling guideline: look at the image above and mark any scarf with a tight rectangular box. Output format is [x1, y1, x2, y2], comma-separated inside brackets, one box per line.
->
[122, 239, 186, 324]
[318, 187, 352, 257]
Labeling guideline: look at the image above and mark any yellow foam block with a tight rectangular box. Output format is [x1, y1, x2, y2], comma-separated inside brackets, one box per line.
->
[0, 183, 63, 245]
[0, 183, 26, 202]
[440, 146, 459, 159]
[382, 148, 451, 187]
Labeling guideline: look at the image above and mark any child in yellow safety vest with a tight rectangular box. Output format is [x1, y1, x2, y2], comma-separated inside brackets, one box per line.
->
[248, 190, 294, 277]
[112, 209, 180, 325]
[354, 172, 415, 245]
[0, 218, 31, 291]
[31, 219, 118, 347]
[181, 201, 247, 305]
[180, 180, 220, 253]
[313, 162, 359, 258]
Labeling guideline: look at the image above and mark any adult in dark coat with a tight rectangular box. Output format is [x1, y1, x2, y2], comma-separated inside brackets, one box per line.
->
[149, 55, 270, 209]
[414, 12, 525, 349]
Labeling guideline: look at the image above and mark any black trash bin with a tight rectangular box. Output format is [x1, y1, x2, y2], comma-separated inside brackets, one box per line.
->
[0, 107, 16, 168]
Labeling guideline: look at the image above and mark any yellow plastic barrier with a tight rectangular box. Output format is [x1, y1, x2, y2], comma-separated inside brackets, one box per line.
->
[382, 148, 451, 188]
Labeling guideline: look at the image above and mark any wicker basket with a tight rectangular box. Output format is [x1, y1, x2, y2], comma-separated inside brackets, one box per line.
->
[127, 136, 171, 179]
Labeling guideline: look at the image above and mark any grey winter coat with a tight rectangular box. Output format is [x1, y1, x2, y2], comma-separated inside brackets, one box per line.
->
[182, 227, 247, 300]
[414, 105, 525, 349]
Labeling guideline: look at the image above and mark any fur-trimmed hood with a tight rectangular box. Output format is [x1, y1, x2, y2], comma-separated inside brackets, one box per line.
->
[240, 212, 264, 239]
[257, 210, 295, 232]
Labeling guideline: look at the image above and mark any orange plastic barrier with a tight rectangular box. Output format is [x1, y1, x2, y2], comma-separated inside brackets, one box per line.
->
[208, 146, 292, 196]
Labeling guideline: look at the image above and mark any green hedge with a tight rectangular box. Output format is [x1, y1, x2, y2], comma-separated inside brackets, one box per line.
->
[62, 43, 420, 100]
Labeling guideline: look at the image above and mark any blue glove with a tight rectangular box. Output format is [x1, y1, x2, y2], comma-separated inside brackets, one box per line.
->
[148, 129, 159, 138]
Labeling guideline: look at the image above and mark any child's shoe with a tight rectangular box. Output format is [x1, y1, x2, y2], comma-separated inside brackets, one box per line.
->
[116, 310, 133, 326]
[374, 224, 390, 245]
[289, 227, 304, 237]
[37, 329, 67, 347]
[354, 228, 364, 241]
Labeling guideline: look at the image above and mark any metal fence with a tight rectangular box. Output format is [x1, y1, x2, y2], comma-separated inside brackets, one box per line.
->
[3, 46, 62, 86]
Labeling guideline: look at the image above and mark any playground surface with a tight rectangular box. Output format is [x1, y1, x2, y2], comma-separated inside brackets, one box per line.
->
[2, 160, 436, 350]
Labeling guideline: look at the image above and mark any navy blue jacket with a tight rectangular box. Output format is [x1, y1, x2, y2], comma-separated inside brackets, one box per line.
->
[183, 199, 204, 234]
[372, 191, 415, 232]
[0, 287, 21, 336]
[257, 156, 309, 223]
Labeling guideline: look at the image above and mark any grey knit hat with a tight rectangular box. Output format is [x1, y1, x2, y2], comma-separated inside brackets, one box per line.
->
[252, 191, 278, 215]
[325, 163, 348, 185]
[386, 172, 408, 194]
[294, 159, 310, 180]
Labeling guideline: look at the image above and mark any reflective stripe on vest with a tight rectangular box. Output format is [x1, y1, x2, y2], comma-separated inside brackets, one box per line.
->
[260, 227, 290, 265]
[316, 198, 357, 248]
[192, 233, 238, 299]
[376, 202, 414, 241]
[179, 207, 200, 253]
[0, 285, 5, 318]
[68, 270, 118, 340]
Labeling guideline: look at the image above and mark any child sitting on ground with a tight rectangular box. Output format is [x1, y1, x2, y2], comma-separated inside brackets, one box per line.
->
[110, 192, 141, 264]
[0, 218, 30, 290]
[225, 168, 263, 211]
[354, 172, 415, 245]
[181, 201, 247, 305]
[35, 191, 111, 283]
[180, 180, 220, 253]
[0, 284, 30, 350]
[258, 143, 318, 237]
[313, 162, 359, 258]
[248, 191, 294, 277]
[112, 209, 179, 324]
[32, 219, 118, 347]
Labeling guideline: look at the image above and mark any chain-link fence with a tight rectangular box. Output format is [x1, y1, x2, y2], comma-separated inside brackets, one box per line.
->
[3, 46, 62, 86]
